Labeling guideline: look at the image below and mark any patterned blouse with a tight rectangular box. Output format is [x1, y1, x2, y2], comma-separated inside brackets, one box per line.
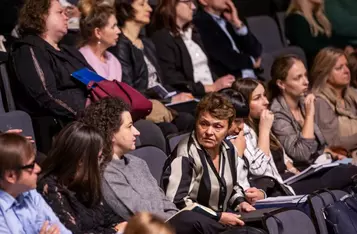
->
[37, 175, 124, 234]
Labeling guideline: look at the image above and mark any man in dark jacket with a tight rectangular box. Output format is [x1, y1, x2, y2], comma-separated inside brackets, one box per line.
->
[193, 0, 263, 78]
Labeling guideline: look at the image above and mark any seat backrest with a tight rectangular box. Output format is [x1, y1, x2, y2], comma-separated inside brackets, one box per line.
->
[269, 46, 307, 67]
[264, 208, 317, 234]
[129, 146, 167, 184]
[0, 61, 16, 112]
[0, 110, 36, 140]
[246, 15, 284, 53]
[276, 11, 289, 46]
[168, 132, 190, 153]
[309, 190, 348, 234]
[235, 0, 273, 17]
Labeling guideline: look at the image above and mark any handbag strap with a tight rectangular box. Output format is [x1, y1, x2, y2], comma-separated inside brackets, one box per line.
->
[264, 212, 283, 233]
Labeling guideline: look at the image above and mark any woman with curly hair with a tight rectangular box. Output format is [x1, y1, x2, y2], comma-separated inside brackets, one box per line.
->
[11, 0, 90, 153]
[81, 97, 245, 234]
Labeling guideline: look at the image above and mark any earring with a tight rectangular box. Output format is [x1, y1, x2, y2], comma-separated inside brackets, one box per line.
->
[97, 40, 101, 45]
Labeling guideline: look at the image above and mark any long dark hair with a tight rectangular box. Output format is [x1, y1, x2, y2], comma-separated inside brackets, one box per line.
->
[40, 121, 104, 207]
[219, 88, 250, 118]
[232, 78, 282, 151]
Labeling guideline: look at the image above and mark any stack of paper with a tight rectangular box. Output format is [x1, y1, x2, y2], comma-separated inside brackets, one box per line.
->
[283, 162, 340, 185]
[255, 195, 307, 205]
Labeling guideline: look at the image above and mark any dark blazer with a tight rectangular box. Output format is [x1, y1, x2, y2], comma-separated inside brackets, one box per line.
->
[109, 34, 170, 96]
[151, 27, 215, 97]
[193, 8, 262, 77]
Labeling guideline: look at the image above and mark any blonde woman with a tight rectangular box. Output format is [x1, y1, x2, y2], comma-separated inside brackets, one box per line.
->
[124, 213, 175, 234]
[311, 47, 357, 155]
[285, 0, 354, 66]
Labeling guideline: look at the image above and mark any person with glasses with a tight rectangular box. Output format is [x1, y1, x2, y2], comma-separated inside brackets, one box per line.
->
[0, 133, 71, 234]
[151, 0, 236, 97]
[37, 121, 127, 233]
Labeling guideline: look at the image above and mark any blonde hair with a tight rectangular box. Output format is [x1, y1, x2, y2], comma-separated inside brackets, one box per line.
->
[78, 0, 115, 46]
[124, 212, 175, 234]
[286, 0, 331, 37]
[310, 47, 346, 93]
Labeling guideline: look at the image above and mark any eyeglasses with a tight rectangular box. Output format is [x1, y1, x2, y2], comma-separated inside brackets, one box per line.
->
[17, 160, 36, 171]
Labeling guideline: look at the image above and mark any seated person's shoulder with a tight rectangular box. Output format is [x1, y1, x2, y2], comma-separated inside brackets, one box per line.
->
[285, 11, 308, 23]
[151, 28, 174, 42]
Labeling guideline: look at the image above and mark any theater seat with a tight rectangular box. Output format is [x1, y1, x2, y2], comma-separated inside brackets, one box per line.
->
[167, 131, 190, 153]
[130, 145, 167, 184]
[264, 208, 317, 234]
[247, 15, 284, 53]
[0, 110, 36, 140]
[0, 52, 16, 112]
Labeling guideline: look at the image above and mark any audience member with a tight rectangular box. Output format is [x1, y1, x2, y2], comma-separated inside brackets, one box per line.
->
[348, 52, 357, 88]
[82, 96, 245, 234]
[220, 88, 266, 203]
[11, 0, 90, 152]
[124, 213, 174, 234]
[38, 121, 127, 233]
[192, 0, 262, 78]
[78, 0, 122, 82]
[162, 93, 268, 231]
[325, 0, 357, 47]
[112, 0, 195, 137]
[311, 47, 357, 153]
[235, 78, 357, 194]
[270, 55, 345, 166]
[232, 79, 295, 196]
[151, 0, 236, 96]
[0, 133, 70, 233]
[112, 0, 193, 102]
[285, 0, 354, 66]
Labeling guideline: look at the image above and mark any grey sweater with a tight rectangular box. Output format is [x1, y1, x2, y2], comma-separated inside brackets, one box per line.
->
[271, 96, 326, 165]
[102, 154, 178, 221]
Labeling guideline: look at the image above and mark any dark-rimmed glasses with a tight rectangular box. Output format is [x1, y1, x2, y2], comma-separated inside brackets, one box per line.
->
[17, 160, 36, 171]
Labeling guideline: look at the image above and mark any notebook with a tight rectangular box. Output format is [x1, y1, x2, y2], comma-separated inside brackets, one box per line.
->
[71, 68, 105, 86]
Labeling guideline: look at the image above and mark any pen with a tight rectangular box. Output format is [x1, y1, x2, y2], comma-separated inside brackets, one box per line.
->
[226, 132, 249, 140]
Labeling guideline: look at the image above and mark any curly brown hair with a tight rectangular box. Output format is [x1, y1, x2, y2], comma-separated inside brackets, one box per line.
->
[80, 97, 130, 165]
[195, 92, 236, 128]
[18, 0, 52, 36]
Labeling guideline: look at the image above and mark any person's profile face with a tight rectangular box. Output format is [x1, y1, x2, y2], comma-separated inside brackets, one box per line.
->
[195, 112, 229, 150]
[112, 111, 140, 155]
[249, 84, 269, 119]
[327, 55, 351, 89]
[279, 60, 309, 98]
[132, 0, 152, 25]
[96, 14, 120, 48]
[228, 118, 244, 136]
[14, 153, 41, 193]
[45, 0, 69, 39]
